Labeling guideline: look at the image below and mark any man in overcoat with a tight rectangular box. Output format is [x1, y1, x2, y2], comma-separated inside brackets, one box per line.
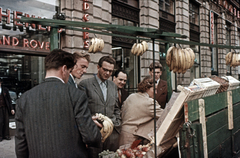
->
[15, 49, 101, 158]
[79, 56, 121, 158]
[0, 78, 15, 141]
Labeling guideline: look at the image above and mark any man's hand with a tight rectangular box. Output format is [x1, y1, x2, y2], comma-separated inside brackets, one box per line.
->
[11, 110, 15, 115]
[92, 116, 103, 128]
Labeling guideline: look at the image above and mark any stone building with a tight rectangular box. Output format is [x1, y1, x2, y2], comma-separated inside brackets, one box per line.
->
[0, 0, 240, 95]
[60, 0, 240, 91]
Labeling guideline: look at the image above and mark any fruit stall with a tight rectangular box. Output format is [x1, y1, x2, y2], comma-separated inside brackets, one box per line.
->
[18, 17, 240, 158]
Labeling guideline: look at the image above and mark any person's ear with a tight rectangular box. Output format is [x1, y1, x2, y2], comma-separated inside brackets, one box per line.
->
[61, 65, 66, 72]
[149, 71, 152, 76]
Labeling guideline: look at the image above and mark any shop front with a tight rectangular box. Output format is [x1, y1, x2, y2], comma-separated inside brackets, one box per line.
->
[0, 0, 58, 105]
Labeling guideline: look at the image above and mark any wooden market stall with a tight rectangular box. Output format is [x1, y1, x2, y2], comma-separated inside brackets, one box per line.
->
[18, 17, 240, 158]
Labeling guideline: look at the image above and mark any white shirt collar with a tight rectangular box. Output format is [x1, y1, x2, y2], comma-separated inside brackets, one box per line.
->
[157, 78, 160, 85]
[45, 76, 65, 83]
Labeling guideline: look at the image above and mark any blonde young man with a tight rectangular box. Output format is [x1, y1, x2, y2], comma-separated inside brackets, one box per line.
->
[68, 51, 90, 87]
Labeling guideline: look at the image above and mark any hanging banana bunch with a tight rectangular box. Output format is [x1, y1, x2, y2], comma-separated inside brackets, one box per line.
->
[226, 52, 240, 68]
[131, 41, 149, 56]
[166, 46, 195, 74]
[88, 38, 104, 53]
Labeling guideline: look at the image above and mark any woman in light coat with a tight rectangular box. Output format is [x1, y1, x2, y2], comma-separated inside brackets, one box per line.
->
[119, 76, 164, 146]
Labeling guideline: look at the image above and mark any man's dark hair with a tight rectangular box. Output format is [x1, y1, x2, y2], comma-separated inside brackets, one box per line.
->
[98, 56, 116, 67]
[149, 62, 163, 71]
[114, 69, 127, 78]
[45, 49, 76, 70]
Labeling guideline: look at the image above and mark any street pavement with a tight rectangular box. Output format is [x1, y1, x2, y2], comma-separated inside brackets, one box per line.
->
[0, 136, 16, 158]
[0, 118, 16, 158]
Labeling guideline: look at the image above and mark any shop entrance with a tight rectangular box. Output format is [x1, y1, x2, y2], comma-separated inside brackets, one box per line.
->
[0, 52, 45, 108]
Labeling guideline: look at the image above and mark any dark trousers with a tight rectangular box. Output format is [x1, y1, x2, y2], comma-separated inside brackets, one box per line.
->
[88, 129, 120, 158]
[0, 107, 9, 138]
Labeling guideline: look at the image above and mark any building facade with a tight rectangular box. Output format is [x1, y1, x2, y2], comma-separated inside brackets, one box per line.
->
[1, 0, 240, 95]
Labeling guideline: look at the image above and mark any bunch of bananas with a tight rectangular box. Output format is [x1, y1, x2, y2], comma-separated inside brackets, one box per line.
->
[88, 38, 104, 53]
[131, 41, 148, 56]
[95, 113, 114, 142]
[225, 52, 240, 67]
[166, 46, 195, 74]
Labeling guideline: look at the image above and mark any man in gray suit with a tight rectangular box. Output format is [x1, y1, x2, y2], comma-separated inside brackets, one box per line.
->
[15, 49, 101, 158]
[68, 51, 90, 87]
[79, 56, 121, 157]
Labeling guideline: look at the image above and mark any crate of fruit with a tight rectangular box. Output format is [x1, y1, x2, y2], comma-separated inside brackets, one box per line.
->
[190, 77, 220, 98]
[221, 76, 240, 91]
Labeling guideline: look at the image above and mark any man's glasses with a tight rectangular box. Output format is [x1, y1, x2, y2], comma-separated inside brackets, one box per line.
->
[101, 67, 113, 73]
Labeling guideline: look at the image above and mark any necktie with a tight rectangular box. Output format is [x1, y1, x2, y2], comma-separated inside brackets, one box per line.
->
[118, 89, 121, 103]
[101, 82, 107, 101]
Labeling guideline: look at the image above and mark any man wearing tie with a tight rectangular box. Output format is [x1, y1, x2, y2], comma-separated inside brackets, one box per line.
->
[0, 78, 15, 141]
[79, 56, 121, 158]
[68, 51, 90, 87]
[113, 70, 129, 109]
[149, 62, 168, 109]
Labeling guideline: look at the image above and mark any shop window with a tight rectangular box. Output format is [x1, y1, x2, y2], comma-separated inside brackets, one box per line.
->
[189, 2, 199, 25]
[211, 14, 218, 76]
[0, 53, 45, 101]
[112, 16, 139, 93]
[159, 0, 175, 15]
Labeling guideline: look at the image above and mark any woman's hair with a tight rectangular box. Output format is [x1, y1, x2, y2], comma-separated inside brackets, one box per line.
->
[137, 76, 155, 93]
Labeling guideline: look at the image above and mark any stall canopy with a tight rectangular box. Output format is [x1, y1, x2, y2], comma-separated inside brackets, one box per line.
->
[19, 17, 240, 157]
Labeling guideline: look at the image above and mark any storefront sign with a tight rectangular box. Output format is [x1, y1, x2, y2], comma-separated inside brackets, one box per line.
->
[82, 0, 90, 48]
[0, 7, 63, 34]
[0, 35, 50, 50]
[217, 0, 240, 19]
[210, 11, 214, 45]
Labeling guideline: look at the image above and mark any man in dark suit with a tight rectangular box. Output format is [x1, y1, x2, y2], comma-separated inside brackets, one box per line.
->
[0, 78, 15, 141]
[68, 51, 90, 87]
[113, 69, 129, 109]
[15, 49, 101, 158]
[79, 56, 121, 157]
[149, 62, 168, 109]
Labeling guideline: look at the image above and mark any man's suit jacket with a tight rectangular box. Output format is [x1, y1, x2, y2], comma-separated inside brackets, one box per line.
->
[15, 78, 101, 158]
[1, 86, 13, 113]
[79, 76, 121, 153]
[68, 75, 75, 86]
[79, 76, 121, 128]
[156, 79, 168, 109]
[118, 88, 129, 110]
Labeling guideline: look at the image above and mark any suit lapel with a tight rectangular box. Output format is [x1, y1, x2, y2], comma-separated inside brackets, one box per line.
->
[93, 77, 105, 103]
[69, 76, 75, 86]
[106, 80, 111, 103]
[156, 80, 165, 99]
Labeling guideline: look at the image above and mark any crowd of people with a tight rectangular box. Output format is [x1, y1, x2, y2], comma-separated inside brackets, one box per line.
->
[13, 49, 169, 158]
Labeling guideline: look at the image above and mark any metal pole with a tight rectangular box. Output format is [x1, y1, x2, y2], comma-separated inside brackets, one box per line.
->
[165, 43, 172, 100]
[152, 38, 157, 158]
[50, 27, 58, 51]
